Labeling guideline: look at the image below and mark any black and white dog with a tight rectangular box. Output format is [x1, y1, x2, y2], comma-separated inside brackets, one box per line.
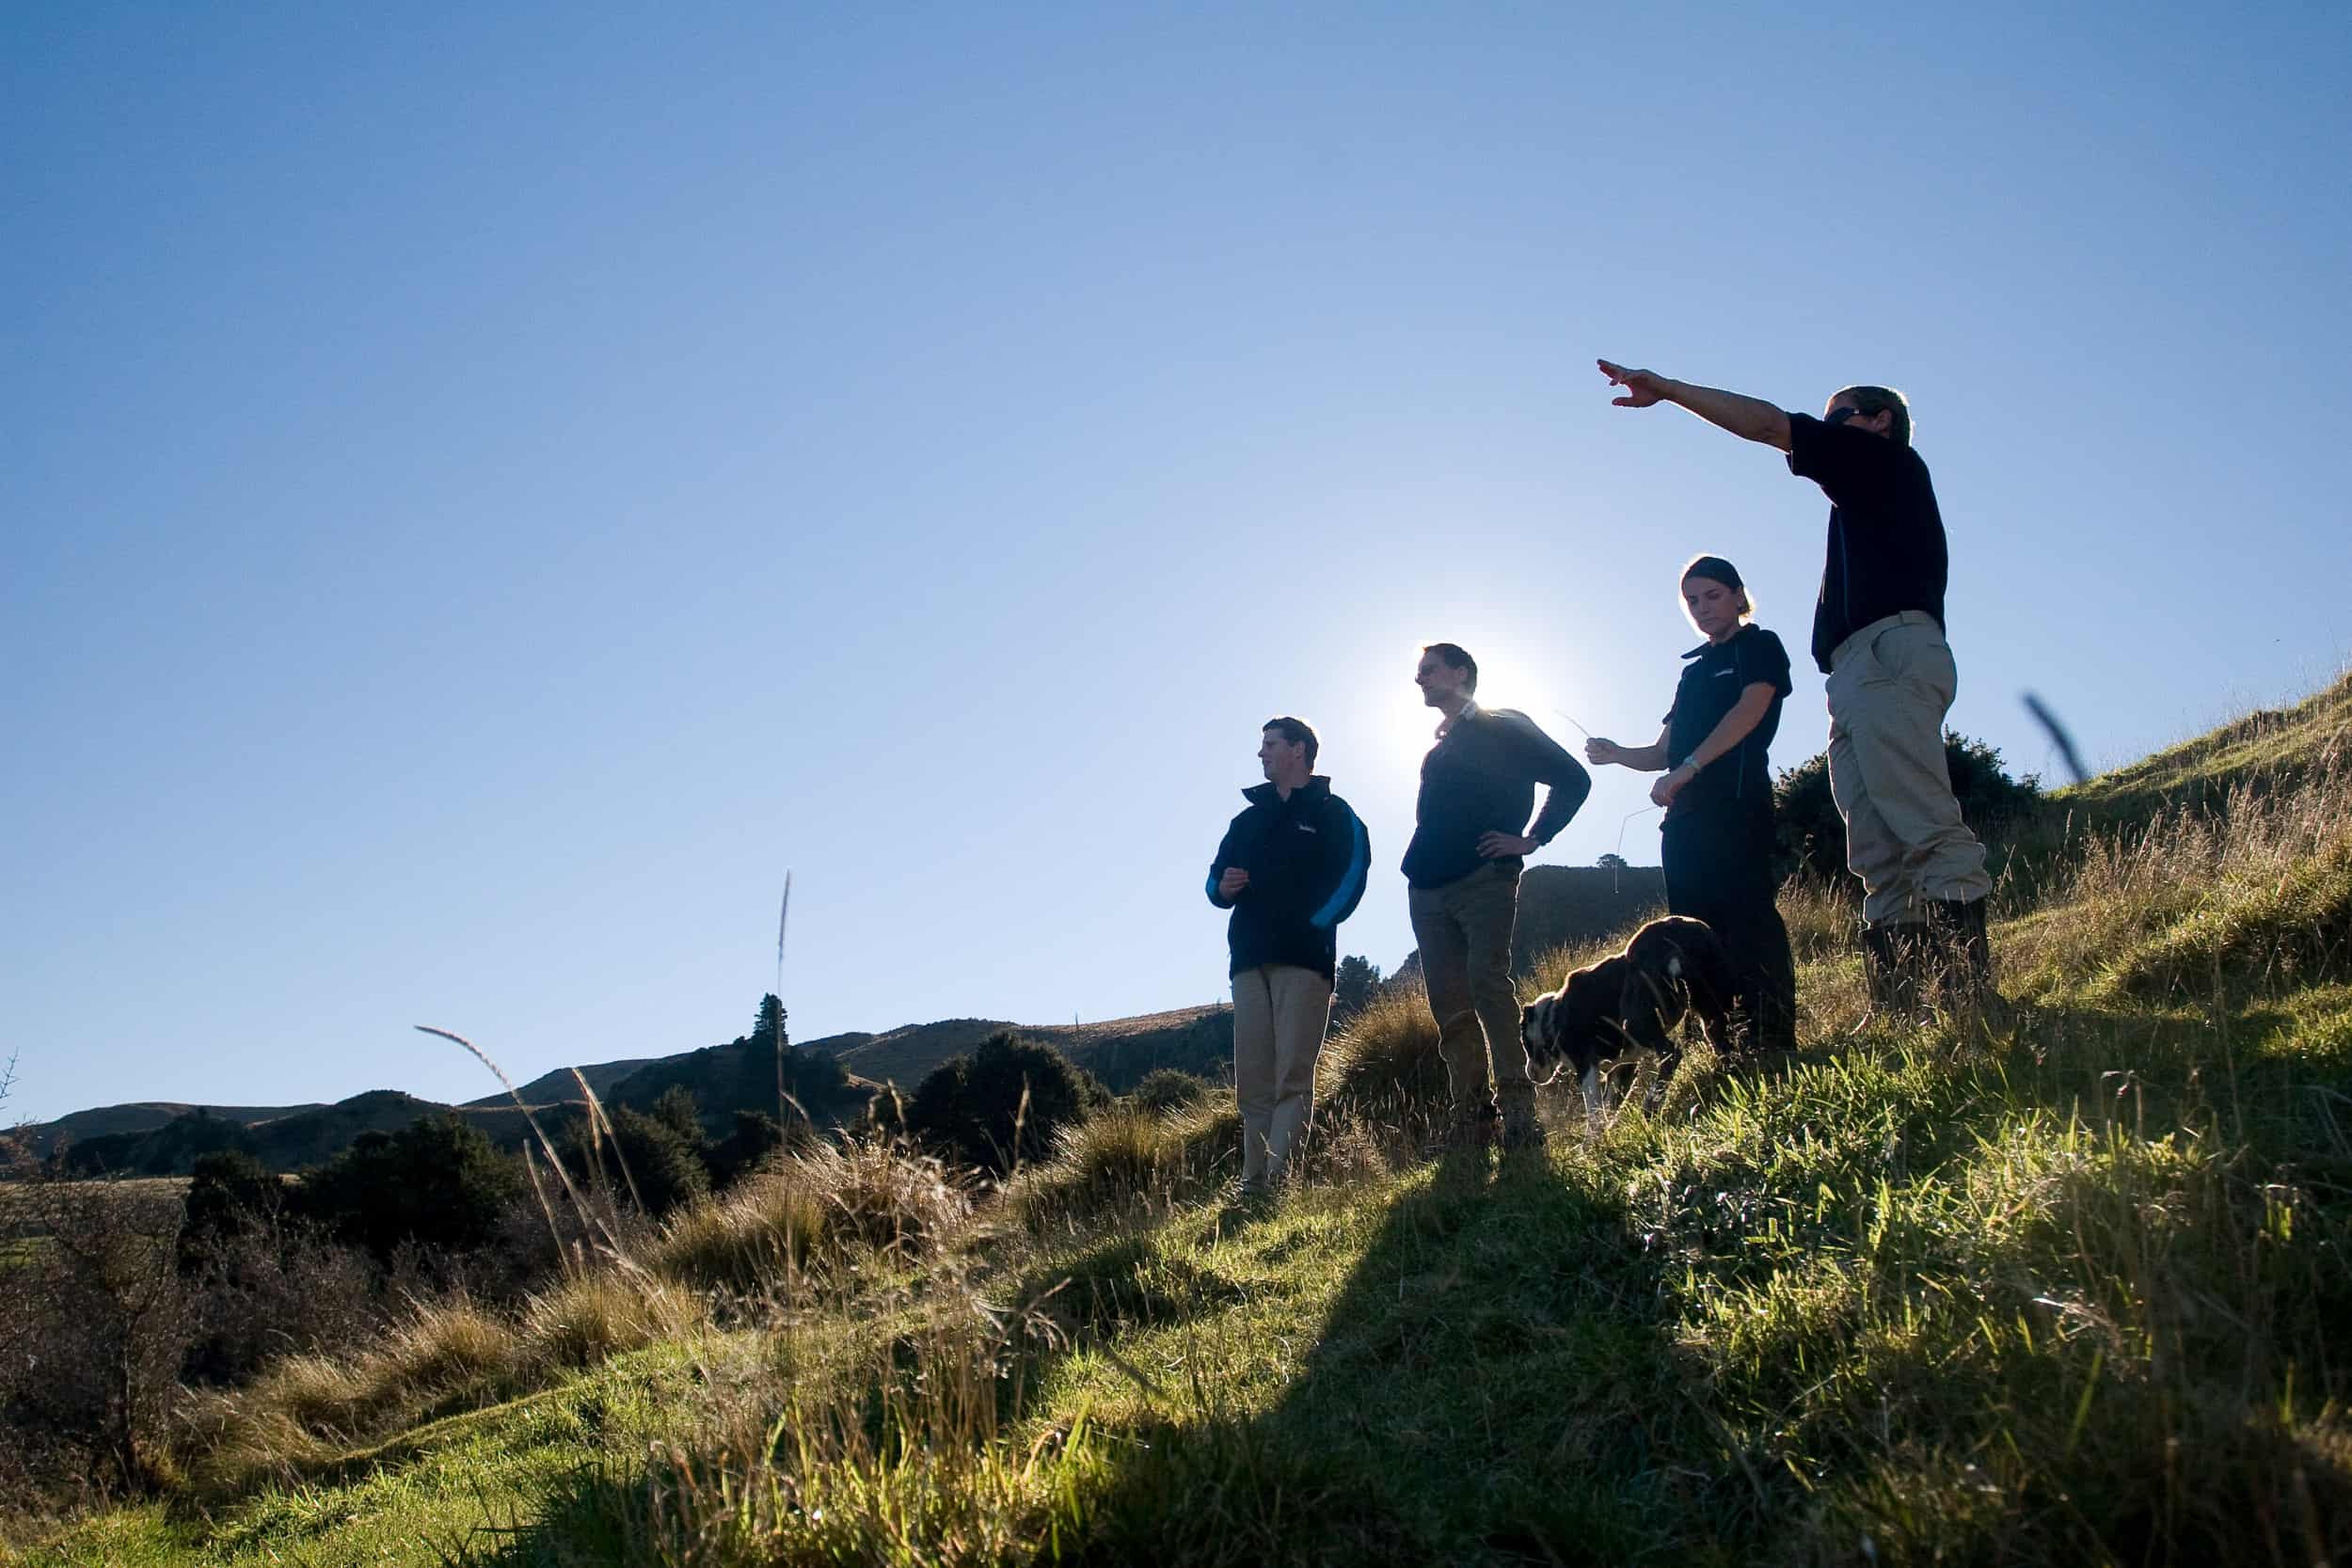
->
[1519, 916, 1740, 1111]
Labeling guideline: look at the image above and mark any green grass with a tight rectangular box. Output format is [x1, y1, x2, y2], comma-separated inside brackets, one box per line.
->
[14, 674, 2352, 1565]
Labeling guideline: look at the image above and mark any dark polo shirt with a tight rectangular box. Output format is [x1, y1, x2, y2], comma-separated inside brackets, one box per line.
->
[1788, 412, 1949, 674]
[1662, 624, 1792, 819]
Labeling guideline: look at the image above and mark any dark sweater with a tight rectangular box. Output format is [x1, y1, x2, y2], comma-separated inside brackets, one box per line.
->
[1204, 776, 1371, 981]
[1400, 706, 1591, 890]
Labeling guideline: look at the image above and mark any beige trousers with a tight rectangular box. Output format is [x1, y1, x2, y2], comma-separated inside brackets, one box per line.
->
[1824, 613, 1994, 927]
[1231, 964, 1333, 1183]
[1406, 861, 1530, 1118]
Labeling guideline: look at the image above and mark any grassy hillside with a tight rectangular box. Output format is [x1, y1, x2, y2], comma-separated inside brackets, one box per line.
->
[16, 676, 2352, 1566]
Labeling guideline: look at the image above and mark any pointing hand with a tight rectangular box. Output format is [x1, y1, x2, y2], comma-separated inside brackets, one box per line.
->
[1597, 359, 1672, 409]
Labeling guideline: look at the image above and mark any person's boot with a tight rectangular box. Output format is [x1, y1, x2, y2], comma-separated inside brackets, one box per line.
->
[1858, 923, 1931, 1029]
[1427, 1099, 1501, 1155]
[1500, 1095, 1546, 1151]
[1928, 896, 2009, 1027]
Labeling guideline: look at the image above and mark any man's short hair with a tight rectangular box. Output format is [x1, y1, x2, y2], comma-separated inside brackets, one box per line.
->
[1421, 642, 1478, 692]
[1263, 716, 1319, 769]
[1831, 384, 1913, 446]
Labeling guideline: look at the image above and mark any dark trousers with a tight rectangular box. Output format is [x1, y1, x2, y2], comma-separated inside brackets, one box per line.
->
[1661, 803, 1797, 1053]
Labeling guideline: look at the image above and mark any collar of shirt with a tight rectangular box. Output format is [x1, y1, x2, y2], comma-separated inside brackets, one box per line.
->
[1435, 698, 1480, 740]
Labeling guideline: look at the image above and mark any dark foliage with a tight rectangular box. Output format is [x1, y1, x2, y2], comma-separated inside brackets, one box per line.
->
[902, 1031, 1109, 1176]
[602, 993, 857, 1133]
[707, 1109, 796, 1188]
[176, 1149, 283, 1275]
[0, 1164, 191, 1499]
[597, 1105, 710, 1218]
[1127, 1068, 1214, 1114]
[1774, 731, 2043, 888]
[293, 1113, 524, 1262]
[1333, 955, 1383, 1025]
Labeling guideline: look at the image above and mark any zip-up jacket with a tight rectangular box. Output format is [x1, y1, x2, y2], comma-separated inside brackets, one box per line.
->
[1203, 775, 1371, 981]
[1400, 705, 1591, 890]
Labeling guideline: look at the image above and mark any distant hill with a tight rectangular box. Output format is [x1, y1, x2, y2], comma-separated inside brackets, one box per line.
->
[20, 1101, 329, 1159]
[50, 1090, 548, 1176]
[462, 1059, 659, 1111]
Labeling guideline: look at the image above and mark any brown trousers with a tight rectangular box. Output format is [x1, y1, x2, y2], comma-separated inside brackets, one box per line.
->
[1407, 861, 1530, 1118]
[1231, 964, 1333, 1183]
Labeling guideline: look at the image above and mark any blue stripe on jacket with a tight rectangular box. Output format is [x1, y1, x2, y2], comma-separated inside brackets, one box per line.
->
[1309, 807, 1370, 929]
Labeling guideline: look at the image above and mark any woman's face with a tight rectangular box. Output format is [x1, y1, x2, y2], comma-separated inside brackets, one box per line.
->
[1681, 576, 1747, 643]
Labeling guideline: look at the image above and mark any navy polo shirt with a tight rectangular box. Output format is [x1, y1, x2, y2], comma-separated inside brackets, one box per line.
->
[1662, 625, 1792, 817]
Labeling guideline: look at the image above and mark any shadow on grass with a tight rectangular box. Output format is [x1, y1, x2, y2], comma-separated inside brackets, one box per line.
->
[1051, 1141, 1777, 1568]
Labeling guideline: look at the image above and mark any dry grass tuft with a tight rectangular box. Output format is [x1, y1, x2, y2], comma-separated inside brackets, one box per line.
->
[1312, 984, 1447, 1124]
[1002, 1101, 1235, 1234]
[522, 1270, 700, 1370]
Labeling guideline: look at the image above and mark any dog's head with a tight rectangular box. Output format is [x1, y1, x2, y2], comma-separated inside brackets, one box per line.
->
[1520, 957, 1625, 1085]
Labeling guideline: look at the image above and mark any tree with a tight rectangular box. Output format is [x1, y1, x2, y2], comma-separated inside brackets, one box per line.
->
[903, 1031, 1107, 1176]
[294, 1114, 524, 1261]
[753, 993, 787, 1052]
[650, 1084, 708, 1148]
[1332, 955, 1383, 1025]
[1773, 732, 2042, 887]
[560, 1104, 710, 1218]
[708, 1109, 792, 1188]
[1596, 852, 1630, 871]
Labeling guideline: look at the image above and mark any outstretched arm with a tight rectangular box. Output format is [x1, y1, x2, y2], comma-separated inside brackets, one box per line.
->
[1597, 359, 1792, 453]
[1586, 723, 1672, 773]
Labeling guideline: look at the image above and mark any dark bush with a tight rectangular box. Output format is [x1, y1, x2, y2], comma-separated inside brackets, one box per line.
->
[179, 1220, 382, 1388]
[903, 1031, 1109, 1176]
[1333, 955, 1383, 1025]
[1774, 731, 2042, 887]
[1129, 1068, 1214, 1115]
[708, 1109, 796, 1188]
[0, 1164, 192, 1498]
[293, 1113, 524, 1262]
[177, 1149, 284, 1275]
[601, 1105, 710, 1217]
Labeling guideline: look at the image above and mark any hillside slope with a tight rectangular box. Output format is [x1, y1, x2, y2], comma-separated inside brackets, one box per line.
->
[24, 677, 2352, 1566]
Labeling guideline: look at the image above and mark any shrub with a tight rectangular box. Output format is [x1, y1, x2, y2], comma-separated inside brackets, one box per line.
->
[176, 1149, 284, 1275]
[294, 1114, 524, 1262]
[708, 1109, 795, 1190]
[1127, 1068, 1212, 1115]
[593, 1104, 711, 1218]
[902, 1032, 1108, 1177]
[0, 1166, 193, 1498]
[1774, 731, 2042, 886]
[179, 1220, 381, 1388]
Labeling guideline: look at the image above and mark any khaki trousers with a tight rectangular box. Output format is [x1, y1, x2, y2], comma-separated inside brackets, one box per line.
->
[1824, 613, 1994, 927]
[1231, 964, 1333, 1183]
[1406, 861, 1530, 1118]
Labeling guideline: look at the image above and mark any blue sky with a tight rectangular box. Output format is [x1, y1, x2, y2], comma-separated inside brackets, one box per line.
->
[7, 4, 2348, 1126]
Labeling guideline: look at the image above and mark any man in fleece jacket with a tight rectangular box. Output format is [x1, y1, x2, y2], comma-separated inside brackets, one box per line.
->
[1205, 716, 1371, 1196]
